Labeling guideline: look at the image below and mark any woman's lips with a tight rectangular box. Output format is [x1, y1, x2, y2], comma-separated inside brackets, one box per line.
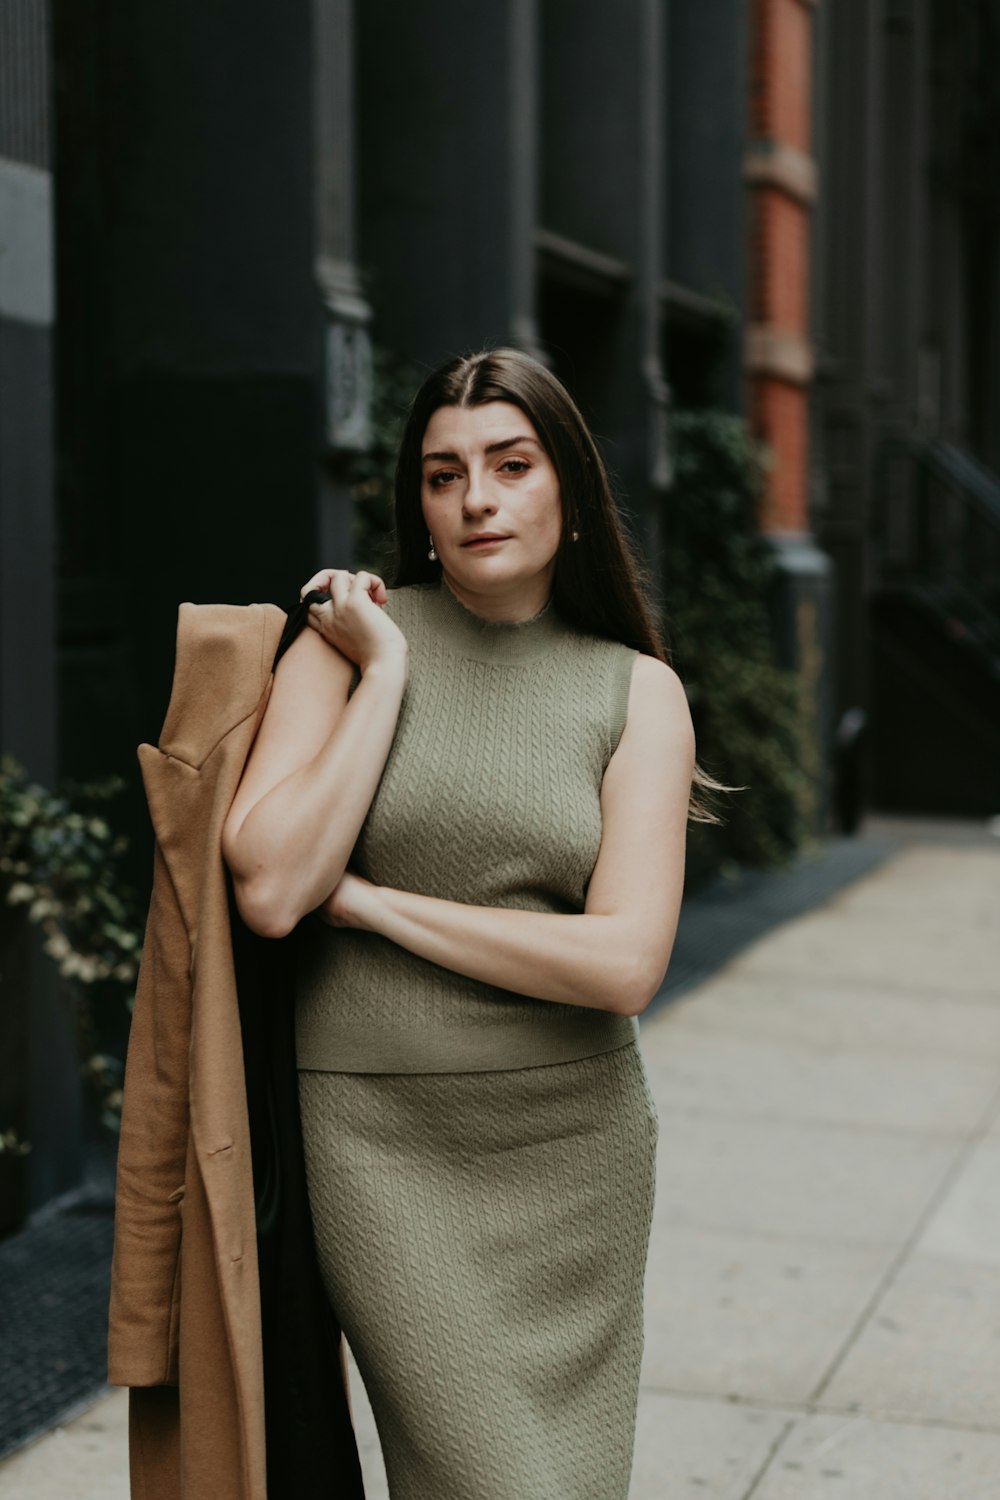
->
[462, 536, 509, 548]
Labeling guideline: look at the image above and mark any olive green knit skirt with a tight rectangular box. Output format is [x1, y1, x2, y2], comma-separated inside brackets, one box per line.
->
[297, 1040, 658, 1500]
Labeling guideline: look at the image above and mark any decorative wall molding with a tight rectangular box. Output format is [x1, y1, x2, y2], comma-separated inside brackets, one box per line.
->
[745, 323, 815, 384]
[315, 254, 372, 455]
[743, 139, 819, 205]
[0, 158, 52, 326]
[659, 278, 735, 326]
[533, 227, 633, 296]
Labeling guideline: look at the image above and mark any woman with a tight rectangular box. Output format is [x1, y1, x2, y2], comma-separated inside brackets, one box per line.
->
[222, 348, 712, 1499]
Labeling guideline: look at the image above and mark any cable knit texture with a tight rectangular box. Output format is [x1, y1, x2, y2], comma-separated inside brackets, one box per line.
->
[298, 1044, 659, 1499]
[294, 577, 641, 1072]
[294, 579, 659, 1496]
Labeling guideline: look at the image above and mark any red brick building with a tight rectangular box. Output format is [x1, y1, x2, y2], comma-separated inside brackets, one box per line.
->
[747, 0, 818, 536]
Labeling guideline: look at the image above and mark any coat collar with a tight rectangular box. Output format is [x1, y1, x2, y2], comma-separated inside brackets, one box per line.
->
[139, 602, 287, 922]
[157, 602, 287, 770]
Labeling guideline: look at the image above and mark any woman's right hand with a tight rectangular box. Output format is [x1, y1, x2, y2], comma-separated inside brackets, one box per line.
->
[299, 567, 408, 671]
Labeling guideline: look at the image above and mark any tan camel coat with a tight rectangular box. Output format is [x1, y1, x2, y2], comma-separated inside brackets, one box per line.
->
[107, 601, 288, 1500]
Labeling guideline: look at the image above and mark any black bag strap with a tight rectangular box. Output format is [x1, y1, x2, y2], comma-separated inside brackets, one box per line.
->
[270, 588, 329, 674]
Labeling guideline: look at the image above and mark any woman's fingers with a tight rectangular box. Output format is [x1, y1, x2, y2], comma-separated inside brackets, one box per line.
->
[306, 568, 359, 639]
[300, 567, 387, 606]
[303, 566, 407, 668]
[302, 567, 392, 652]
[333, 571, 356, 619]
[299, 568, 334, 600]
[353, 571, 387, 607]
[307, 572, 345, 631]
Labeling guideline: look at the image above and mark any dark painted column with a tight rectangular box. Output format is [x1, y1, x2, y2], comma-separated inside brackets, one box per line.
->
[811, 0, 887, 724]
[1, 0, 82, 1210]
[357, 0, 544, 370]
[924, 8, 968, 448]
[665, 0, 749, 413]
[314, 0, 373, 569]
[0, 164, 56, 784]
[879, 0, 930, 440]
[539, 0, 670, 589]
[53, 0, 322, 792]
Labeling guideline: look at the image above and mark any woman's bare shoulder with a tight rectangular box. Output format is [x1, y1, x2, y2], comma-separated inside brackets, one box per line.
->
[622, 653, 695, 753]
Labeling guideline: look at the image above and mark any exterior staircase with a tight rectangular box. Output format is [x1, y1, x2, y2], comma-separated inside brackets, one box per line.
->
[869, 438, 1000, 817]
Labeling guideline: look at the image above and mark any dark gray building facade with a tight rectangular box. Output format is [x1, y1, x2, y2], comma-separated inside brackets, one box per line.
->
[812, 0, 1000, 814]
[3, 0, 998, 1212]
[1, 0, 752, 1213]
[1, 0, 81, 1209]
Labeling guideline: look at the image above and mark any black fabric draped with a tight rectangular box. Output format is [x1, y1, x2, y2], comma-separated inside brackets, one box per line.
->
[228, 588, 365, 1499]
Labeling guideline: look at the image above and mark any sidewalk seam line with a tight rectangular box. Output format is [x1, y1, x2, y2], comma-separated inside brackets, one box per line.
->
[806, 1076, 1000, 1405]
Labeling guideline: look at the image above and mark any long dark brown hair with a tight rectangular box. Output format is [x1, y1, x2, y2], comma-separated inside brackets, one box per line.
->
[388, 346, 734, 823]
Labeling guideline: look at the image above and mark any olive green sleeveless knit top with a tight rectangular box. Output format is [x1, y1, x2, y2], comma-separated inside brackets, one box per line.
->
[293, 577, 640, 1073]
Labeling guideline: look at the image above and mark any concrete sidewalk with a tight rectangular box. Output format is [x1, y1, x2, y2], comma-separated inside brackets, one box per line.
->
[3, 827, 998, 1498]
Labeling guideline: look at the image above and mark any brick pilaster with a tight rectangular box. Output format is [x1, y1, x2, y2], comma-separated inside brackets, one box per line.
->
[745, 0, 818, 533]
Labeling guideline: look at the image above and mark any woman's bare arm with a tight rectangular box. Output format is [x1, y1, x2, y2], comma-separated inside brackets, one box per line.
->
[222, 570, 409, 939]
[322, 654, 695, 1015]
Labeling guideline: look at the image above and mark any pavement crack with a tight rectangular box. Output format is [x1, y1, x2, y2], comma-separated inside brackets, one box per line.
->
[807, 1075, 1000, 1405]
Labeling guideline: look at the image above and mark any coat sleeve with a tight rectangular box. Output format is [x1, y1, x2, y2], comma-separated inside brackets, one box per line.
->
[107, 838, 192, 1387]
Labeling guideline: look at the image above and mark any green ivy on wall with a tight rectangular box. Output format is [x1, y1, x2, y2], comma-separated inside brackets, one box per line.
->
[663, 409, 816, 884]
[348, 345, 423, 573]
[0, 756, 140, 1133]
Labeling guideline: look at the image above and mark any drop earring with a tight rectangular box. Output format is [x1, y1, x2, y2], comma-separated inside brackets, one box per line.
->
[428, 534, 438, 561]
[571, 529, 580, 542]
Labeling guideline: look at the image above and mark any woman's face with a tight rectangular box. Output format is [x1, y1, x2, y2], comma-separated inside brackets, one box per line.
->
[420, 401, 563, 602]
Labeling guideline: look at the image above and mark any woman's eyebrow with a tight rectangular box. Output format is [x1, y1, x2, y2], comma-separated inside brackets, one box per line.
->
[421, 435, 542, 463]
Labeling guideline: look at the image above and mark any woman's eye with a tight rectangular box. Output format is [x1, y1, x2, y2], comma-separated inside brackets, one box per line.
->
[428, 459, 528, 488]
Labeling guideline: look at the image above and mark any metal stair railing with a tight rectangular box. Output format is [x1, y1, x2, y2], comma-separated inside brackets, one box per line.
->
[871, 437, 1000, 669]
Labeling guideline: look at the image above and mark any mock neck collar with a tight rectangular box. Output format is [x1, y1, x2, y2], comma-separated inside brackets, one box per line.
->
[420, 576, 565, 663]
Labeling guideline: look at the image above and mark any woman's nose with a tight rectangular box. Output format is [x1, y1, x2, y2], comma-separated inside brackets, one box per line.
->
[463, 471, 497, 515]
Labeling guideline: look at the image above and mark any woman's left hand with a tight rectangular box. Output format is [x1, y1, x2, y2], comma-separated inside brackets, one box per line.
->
[320, 870, 377, 930]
